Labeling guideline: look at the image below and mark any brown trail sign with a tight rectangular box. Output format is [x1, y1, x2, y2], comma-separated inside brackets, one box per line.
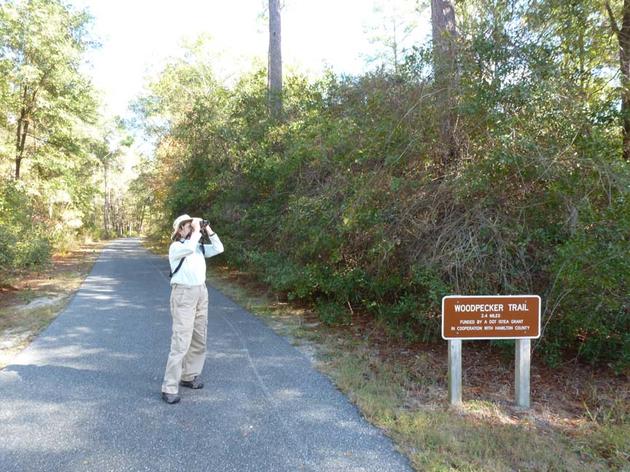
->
[441, 295, 541, 409]
[442, 295, 541, 340]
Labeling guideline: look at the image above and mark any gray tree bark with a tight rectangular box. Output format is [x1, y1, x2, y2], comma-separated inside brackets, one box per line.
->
[103, 160, 110, 235]
[268, 0, 282, 120]
[431, 0, 459, 168]
[14, 86, 36, 180]
[606, 0, 630, 162]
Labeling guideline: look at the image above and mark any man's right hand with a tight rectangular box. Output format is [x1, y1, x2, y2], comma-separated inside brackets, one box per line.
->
[191, 218, 201, 232]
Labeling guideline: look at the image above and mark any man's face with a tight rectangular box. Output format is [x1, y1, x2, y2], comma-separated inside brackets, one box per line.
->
[179, 221, 192, 238]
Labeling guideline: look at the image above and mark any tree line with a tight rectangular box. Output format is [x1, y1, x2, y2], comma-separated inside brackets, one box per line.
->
[0, 0, 140, 274]
[1, 0, 627, 370]
[133, 1, 629, 369]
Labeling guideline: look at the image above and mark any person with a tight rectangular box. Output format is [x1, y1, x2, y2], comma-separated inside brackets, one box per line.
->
[161, 214, 224, 404]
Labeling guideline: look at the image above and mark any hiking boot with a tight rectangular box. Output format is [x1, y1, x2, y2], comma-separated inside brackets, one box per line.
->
[161, 392, 181, 404]
[180, 377, 204, 389]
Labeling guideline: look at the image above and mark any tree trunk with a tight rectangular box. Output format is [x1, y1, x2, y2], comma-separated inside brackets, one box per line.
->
[268, 0, 282, 120]
[606, 0, 630, 162]
[138, 202, 146, 234]
[15, 108, 28, 180]
[103, 161, 109, 235]
[392, 19, 399, 74]
[15, 155, 22, 180]
[15, 118, 28, 180]
[14, 86, 38, 180]
[431, 0, 459, 169]
[620, 1, 630, 162]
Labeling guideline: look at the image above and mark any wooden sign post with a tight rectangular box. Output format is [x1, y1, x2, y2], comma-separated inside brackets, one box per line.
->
[442, 295, 541, 408]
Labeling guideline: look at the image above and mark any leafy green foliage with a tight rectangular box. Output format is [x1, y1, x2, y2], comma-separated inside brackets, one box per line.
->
[0, 181, 50, 270]
[0, 0, 98, 177]
[0, 0, 110, 269]
[136, 3, 629, 369]
[548, 197, 630, 370]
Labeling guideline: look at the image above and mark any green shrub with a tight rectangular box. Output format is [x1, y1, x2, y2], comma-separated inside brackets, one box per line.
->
[13, 237, 51, 268]
[315, 299, 351, 326]
[0, 182, 52, 271]
[546, 197, 630, 370]
[373, 266, 449, 342]
[142, 49, 630, 369]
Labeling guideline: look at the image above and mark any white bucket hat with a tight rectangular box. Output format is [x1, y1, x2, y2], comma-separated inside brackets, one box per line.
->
[171, 214, 193, 240]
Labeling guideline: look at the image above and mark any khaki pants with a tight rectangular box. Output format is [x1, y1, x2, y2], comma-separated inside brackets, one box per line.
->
[162, 284, 209, 394]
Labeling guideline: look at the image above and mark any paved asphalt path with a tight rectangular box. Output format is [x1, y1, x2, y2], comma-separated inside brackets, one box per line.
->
[0, 239, 412, 472]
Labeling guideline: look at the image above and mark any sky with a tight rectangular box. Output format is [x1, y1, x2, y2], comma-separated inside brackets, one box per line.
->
[72, 0, 432, 118]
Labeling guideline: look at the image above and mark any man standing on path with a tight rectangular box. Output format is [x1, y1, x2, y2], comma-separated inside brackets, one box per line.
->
[162, 214, 224, 404]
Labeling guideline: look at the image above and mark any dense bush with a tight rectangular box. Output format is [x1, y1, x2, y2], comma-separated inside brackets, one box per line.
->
[0, 182, 52, 271]
[546, 197, 629, 368]
[138, 15, 629, 370]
